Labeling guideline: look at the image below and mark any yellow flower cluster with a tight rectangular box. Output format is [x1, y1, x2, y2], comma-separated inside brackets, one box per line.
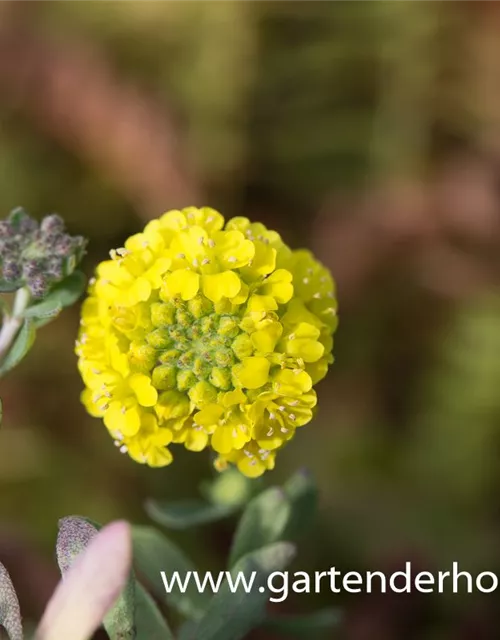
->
[76, 208, 337, 477]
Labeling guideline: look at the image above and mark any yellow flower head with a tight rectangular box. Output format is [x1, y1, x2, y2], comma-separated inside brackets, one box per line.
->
[76, 208, 337, 477]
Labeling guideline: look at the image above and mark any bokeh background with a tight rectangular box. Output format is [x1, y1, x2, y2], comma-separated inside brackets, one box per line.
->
[2, 1, 500, 638]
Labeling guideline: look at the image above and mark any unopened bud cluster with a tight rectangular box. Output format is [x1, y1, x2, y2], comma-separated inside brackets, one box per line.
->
[0, 208, 86, 298]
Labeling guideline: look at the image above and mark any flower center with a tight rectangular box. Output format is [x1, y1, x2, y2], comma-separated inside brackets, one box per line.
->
[130, 296, 244, 394]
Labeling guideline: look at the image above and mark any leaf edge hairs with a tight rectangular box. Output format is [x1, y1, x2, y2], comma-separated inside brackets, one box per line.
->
[76, 207, 337, 477]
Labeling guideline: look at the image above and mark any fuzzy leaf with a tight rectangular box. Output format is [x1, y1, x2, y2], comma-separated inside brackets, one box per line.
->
[37, 520, 132, 640]
[0, 563, 23, 640]
[55, 516, 136, 640]
[23, 300, 62, 321]
[103, 582, 136, 640]
[228, 488, 290, 568]
[180, 542, 296, 640]
[132, 526, 208, 618]
[229, 470, 317, 567]
[25, 271, 86, 329]
[56, 517, 97, 573]
[145, 499, 236, 530]
[281, 469, 318, 540]
[0, 281, 22, 294]
[38, 271, 87, 309]
[0, 320, 36, 377]
[134, 583, 174, 640]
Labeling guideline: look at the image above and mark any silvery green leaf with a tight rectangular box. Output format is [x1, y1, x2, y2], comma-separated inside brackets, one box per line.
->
[145, 498, 236, 530]
[56, 516, 136, 640]
[56, 517, 97, 574]
[34, 271, 86, 313]
[0, 320, 36, 377]
[228, 488, 291, 568]
[23, 300, 62, 321]
[228, 470, 317, 567]
[36, 521, 132, 640]
[181, 542, 296, 640]
[132, 526, 208, 618]
[0, 281, 22, 294]
[134, 583, 174, 640]
[281, 469, 318, 540]
[0, 563, 23, 640]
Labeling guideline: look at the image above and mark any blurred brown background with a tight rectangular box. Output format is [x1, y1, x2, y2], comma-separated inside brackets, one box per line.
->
[2, 1, 500, 638]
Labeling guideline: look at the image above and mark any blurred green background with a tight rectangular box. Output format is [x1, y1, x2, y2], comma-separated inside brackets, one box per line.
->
[2, 1, 500, 637]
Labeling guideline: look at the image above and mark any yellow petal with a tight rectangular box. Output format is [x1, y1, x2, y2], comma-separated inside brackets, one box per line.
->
[233, 357, 270, 389]
[104, 402, 141, 437]
[129, 277, 152, 304]
[241, 240, 276, 278]
[230, 281, 249, 305]
[81, 389, 105, 418]
[162, 269, 200, 301]
[202, 271, 241, 303]
[152, 427, 174, 447]
[260, 269, 293, 304]
[128, 374, 158, 407]
[212, 230, 255, 269]
[237, 455, 267, 478]
[293, 322, 321, 340]
[222, 389, 247, 407]
[194, 404, 224, 429]
[246, 295, 278, 314]
[185, 429, 209, 452]
[97, 260, 130, 283]
[273, 369, 312, 396]
[211, 426, 236, 454]
[306, 360, 329, 385]
[143, 223, 167, 253]
[224, 216, 251, 233]
[146, 257, 171, 287]
[146, 447, 174, 467]
[183, 206, 224, 232]
[124, 233, 147, 252]
[159, 210, 187, 231]
[254, 427, 287, 450]
[251, 322, 283, 353]
[287, 338, 324, 363]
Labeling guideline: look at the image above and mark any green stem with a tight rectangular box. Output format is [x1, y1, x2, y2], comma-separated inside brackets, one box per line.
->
[0, 287, 30, 365]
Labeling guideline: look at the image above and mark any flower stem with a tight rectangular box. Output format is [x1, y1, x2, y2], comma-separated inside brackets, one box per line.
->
[0, 287, 30, 365]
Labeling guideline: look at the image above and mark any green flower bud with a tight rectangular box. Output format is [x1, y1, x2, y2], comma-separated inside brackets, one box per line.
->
[150, 302, 175, 328]
[146, 328, 172, 350]
[177, 370, 196, 391]
[209, 367, 231, 390]
[151, 365, 177, 390]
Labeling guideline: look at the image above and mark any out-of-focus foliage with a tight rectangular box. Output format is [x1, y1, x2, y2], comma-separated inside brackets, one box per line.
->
[0, 519, 133, 640]
[1, 1, 500, 638]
